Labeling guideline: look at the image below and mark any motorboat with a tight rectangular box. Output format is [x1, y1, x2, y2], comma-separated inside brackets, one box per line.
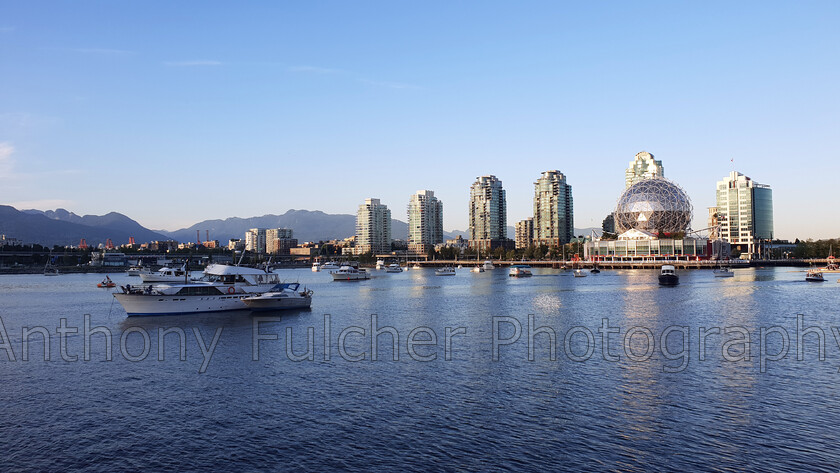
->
[114, 264, 282, 316]
[241, 283, 313, 311]
[471, 265, 485, 273]
[590, 266, 601, 274]
[139, 265, 191, 283]
[376, 259, 386, 270]
[457, 264, 463, 269]
[331, 265, 371, 281]
[413, 263, 422, 270]
[806, 269, 825, 282]
[321, 261, 341, 270]
[659, 265, 679, 286]
[44, 260, 59, 276]
[384, 263, 403, 273]
[483, 260, 495, 270]
[311, 262, 321, 272]
[509, 265, 532, 277]
[573, 269, 587, 278]
[97, 275, 116, 288]
[714, 267, 735, 278]
[435, 267, 456, 276]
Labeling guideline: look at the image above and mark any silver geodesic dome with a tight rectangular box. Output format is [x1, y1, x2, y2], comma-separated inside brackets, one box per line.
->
[614, 177, 693, 234]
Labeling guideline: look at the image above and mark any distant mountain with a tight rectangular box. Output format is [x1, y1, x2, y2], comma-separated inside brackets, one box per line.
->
[161, 209, 407, 243]
[1, 206, 167, 246]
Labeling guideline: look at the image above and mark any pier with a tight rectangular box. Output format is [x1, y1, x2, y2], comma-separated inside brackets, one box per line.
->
[407, 259, 823, 270]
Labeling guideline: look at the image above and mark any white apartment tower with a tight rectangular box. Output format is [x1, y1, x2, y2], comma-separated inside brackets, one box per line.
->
[533, 170, 574, 247]
[356, 198, 392, 255]
[625, 151, 664, 188]
[407, 190, 443, 255]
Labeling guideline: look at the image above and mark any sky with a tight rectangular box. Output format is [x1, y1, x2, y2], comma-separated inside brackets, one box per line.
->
[1, 1, 838, 240]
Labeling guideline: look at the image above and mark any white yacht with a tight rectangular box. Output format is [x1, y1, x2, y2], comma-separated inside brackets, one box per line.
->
[241, 283, 313, 311]
[413, 263, 422, 270]
[139, 265, 191, 283]
[114, 264, 282, 316]
[127, 265, 153, 277]
[311, 261, 321, 272]
[376, 259, 386, 270]
[471, 265, 485, 273]
[385, 263, 403, 273]
[435, 267, 456, 276]
[509, 265, 532, 277]
[573, 269, 587, 278]
[321, 261, 341, 270]
[331, 265, 371, 281]
[483, 260, 495, 270]
[713, 267, 734, 278]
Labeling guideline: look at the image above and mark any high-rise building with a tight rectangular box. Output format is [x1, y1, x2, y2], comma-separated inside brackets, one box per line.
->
[515, 218, 534, 249]
[407, 190, 443, 255]
[625, 151, 664, 188]
[533, 170, 574, 247]
[245, 228, 266, 253]
[602, 213, 615, 234]
[356, 198, 392, 255]
[715, 171, 774, 258]
[266, 228, 297, 255]
[468, 175, 510, 251]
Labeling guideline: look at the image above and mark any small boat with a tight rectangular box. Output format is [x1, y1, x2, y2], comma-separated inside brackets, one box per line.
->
[321, 261, 341, 270]
[413, 263, 422, 270]
[311, 262, 321, 272]
[435, 267, 456, 276]
[375, 259, 386, 270]
[509, 265, 532, 277]
[806, 269, 825, 282]
[714, 267, 735, 278]
[385, 263, 403, 273]
[471, 265, 485, 273]
[97, 275, 116, 288]
[659, 265, 679, 286]
[573, 269, 587, 278]
[241, 283, 313, 311]
[139, 265, 190, 283]
[590, 266, 601, 274]
[44, 259, 59, 276]
[331, 265, 371, 281]
[483, 260, 495, 270]
[457, 265, 463, 269]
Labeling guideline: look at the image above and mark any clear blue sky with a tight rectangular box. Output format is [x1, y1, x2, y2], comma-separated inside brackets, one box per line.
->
[1, 1, 838, 240]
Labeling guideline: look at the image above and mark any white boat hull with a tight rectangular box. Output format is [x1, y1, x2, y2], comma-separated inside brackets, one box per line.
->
[115, 292, 250, 316]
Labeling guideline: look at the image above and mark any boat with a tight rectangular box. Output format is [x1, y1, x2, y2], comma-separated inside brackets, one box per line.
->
[413, 263, 422, 270]
[509, 265, 532, 277]
[376, 259, 386, 270]
[44, 259, 59, 276]
[573, 269, 587, 278]
[114, 263, 283, 316]
[311, 261, 321, 272]
[241, 283, 313, 311]
[471, 265, 485, 273]
[806, 269, 825, 282]
[385, 263, 403, 273]
[714, 267, 735, 278]
[435, 267, 456, 276]
[331, 265, 371, 281]
[819, 249, 840, 273]
[457, 264, 463, 269]
[127, 265, 153, 277]
[97, 275, 116, 288]
[659, 265, 679, 286]
[483, 260, 495, 270]
[139, 265, 191, 283]
[321, 261, 341, 270]
[590, 265, 601, 274]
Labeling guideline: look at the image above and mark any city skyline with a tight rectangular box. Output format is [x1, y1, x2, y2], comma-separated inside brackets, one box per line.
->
[1, 2, 838, 240]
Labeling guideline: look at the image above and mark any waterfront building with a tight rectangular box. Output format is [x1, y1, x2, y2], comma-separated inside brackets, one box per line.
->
[356, 198, 392, 255]
[585, 230, 710, 261]
[266, 228, 297, 255]
[533, 170, 574, 247]
[469, 175, 512, 251]
[614, 177, 692, 235]
[715, 171, 774, 258]
[625, 151, 664, 188]
[515, 218, 534, 249]
[407, 190, 443, 255]
[245, 228, 266, 254]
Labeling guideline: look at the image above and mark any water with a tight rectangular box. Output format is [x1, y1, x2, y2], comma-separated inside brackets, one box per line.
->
[1, 267, 839, 471]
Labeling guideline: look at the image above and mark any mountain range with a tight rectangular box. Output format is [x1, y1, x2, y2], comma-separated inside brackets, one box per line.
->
[0, 205, 601, 247]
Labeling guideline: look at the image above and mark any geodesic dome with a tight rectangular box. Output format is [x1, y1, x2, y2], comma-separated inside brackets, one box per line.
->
[614, 177, 692, 234]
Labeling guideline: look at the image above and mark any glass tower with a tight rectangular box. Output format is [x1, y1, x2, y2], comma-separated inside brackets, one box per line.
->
[715, 171, 774, 258]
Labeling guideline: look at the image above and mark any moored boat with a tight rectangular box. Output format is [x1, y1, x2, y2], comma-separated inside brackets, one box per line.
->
[97, 275, 116, 288]
[384, 263, 403, 273]
[509, 265, 532, 277]
[311, 261, 321, 272]
[483, 260, 495, 270]
[435, 267, 456, 276]
[714, 267, 735, 278]
[659, 265, 679, 286]
[241, 283, 313, 311]
[806, 269, 825, 282]
[321, 261, 341, 270]
[471, 265, 485, 273]
[139, 265, 191, 283]
[573, 269, 587, 278]
[331, 265, 371, 281]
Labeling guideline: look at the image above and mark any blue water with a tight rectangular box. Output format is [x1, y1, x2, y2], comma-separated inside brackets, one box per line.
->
[1, 267, 839, 471]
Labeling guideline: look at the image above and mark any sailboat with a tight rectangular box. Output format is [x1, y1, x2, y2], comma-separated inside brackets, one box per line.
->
[44, 256, 59, 276]
[819, 246, 840, 273]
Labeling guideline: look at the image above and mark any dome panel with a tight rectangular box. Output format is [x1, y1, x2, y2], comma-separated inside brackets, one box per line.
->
[614, 178, 692, 234]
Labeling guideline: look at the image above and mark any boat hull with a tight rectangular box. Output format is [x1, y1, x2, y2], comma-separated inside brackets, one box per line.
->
[658, 275, 679, 286]
[331, 273, 370, 281]
[114, 292, 250, 316]
[242, 297, 312, 311]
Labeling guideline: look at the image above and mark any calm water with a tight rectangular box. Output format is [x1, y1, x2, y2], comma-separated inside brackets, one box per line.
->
[1, 267, 839, 472]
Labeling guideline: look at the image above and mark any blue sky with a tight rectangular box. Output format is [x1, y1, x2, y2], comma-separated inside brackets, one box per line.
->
[1, 1, 838, 239]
